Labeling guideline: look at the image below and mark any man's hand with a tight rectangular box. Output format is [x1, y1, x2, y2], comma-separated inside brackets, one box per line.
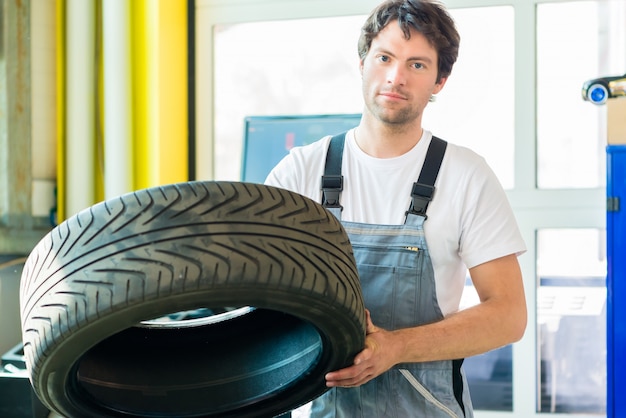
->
[324, 254, 527, 388]
[325, 310, 401, 388]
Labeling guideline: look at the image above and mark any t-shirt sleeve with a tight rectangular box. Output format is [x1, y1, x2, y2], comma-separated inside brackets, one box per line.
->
[263, 136, 331, 202]
[457, 156, 526, 268]
[264, 153, 297, 191]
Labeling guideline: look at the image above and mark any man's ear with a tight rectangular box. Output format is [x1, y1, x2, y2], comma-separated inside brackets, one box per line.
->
[359, 58, 365, 75]
[433, 76, 448, 94]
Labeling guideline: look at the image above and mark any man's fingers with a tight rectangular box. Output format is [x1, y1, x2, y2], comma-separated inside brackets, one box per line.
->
[364, 309, 379, 334]
[325, 367, 374, 388]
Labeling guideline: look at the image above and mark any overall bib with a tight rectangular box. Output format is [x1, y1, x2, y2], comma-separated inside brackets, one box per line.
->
[311, 133, 473, 418]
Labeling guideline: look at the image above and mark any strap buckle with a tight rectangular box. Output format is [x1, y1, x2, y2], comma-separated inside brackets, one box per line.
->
[405, 182, 435, 219]
[321, 174, 344, 209]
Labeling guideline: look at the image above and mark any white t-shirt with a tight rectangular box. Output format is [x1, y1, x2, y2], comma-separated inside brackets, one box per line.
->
[265, 129, 526, 316]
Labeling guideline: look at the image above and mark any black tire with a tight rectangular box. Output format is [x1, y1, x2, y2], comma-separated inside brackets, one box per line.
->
[19, 181, 365, 418]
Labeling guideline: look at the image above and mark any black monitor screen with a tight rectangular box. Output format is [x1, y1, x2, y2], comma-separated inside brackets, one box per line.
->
[241, 114, 361, 184]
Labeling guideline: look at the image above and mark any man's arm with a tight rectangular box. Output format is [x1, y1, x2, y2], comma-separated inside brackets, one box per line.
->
[325, 253, 527, 387]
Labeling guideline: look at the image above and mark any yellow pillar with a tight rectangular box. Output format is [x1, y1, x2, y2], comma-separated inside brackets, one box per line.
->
[131, 0, 188, 191]
[157, 0, 188, 185]
[131, 0, 158, 189]
[56, 0, 66, 221]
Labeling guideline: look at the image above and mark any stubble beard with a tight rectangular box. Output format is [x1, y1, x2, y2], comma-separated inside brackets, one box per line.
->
[366, 99, 421, 128]
[363, 83, 422, 129]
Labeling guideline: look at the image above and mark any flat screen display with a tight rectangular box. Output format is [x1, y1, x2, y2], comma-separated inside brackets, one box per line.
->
[241, 114, 361, 184]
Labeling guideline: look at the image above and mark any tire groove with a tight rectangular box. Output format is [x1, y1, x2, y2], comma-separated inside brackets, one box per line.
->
[21, 226, 353, 321]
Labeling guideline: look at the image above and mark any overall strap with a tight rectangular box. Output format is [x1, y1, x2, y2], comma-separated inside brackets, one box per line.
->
[321, 132, 346, 212]
[321, 132, 448, 221]
[405, 136, 447, 221]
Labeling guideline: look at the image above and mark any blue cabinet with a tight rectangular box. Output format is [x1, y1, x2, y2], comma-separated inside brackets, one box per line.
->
[607, 145, 626, 418]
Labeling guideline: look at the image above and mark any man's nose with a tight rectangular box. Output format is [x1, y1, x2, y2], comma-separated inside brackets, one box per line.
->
[387, 64, 406, 86]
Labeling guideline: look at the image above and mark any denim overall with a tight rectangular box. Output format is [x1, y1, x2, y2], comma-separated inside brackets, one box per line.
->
[311, 134, 473, 418]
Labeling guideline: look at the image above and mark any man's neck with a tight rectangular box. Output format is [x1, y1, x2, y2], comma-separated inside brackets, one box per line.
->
[355, 117, 424, 158]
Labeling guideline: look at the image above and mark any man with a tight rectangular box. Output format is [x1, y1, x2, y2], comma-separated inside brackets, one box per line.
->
[266, 0, 527, 416]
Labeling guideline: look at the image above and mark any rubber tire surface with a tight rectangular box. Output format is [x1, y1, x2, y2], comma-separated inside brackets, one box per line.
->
[20, 181, 365, 418]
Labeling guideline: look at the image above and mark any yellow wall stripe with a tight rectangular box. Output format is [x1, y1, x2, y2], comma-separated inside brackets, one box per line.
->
[131, 0, 187, 190]
[157, 0, 188, 185]
[55, 0, 66, 222]
[131, 0, 157, 190]
[94, 0, 104, 204]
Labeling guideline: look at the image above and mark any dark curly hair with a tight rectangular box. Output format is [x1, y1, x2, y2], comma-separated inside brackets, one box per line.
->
[358, 0, 460, 83]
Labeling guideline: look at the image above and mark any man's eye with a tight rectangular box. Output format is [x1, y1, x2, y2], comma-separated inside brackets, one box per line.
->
[412, 63, 424, 69]
[379, 55, 389, 62]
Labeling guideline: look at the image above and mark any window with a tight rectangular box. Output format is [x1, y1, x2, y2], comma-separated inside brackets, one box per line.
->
[213, 16, 363, 181]
[537, 0, 626, 189]
[536, 229, 606, 413]
[424, 6, 515, 188]
[213, 7, 515, 188]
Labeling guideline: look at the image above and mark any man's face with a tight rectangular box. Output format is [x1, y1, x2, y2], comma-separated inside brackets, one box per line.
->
[360, 21, 447, 127]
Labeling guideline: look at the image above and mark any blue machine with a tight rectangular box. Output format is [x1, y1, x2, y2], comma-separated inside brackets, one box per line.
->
[607, 145, 626, 418]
